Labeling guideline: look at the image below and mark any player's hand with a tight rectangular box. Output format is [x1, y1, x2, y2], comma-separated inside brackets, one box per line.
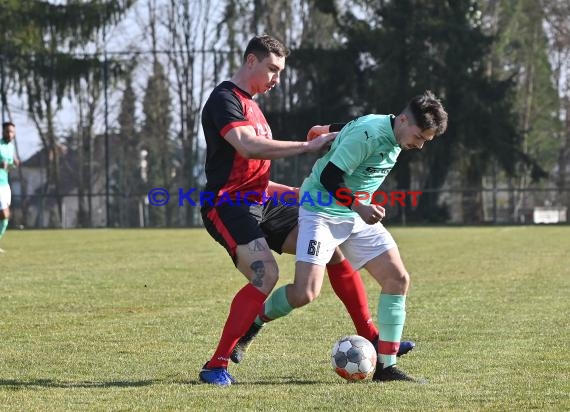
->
[292, 187, 300, 200]
[307, 125, 330, 141]
[353, 203, 385, 225]
[307, 132, 337, 153]
[1, 161, 8, 170]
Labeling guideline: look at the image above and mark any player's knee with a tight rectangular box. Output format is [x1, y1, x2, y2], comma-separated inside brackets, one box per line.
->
[260, 268, 279, 291]
[289, 286, 320, 308]
[301, 289, 319, 306]
[266, 270, 280, 289]
[394, 270, 410, 290]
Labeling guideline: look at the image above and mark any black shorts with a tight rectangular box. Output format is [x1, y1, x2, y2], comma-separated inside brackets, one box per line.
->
[201, 201, 299, 265]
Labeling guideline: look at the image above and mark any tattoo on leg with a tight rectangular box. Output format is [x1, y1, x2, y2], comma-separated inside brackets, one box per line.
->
[248, 239, 266, 252]
[250, 260, 265, 287]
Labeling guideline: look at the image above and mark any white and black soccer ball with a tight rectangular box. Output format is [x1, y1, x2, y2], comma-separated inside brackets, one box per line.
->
[331, 335, 377, 381]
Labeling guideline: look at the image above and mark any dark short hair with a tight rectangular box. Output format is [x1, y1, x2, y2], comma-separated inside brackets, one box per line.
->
[404, 91, 448, 136]
[2, 121, 15, 129]
[243, 35, 290, 62]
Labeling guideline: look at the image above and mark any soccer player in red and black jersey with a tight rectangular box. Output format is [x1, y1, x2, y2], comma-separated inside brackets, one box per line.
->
[199, 35, 414, 386]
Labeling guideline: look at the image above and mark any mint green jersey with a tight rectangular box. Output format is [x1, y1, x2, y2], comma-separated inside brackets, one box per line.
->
[0, 140, 15, 186]
[300, 114, 401, 217]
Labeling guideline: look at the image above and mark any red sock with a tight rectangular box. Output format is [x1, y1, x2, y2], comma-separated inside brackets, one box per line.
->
[327, 260, 379, 342]
[208, 283, 267, 369]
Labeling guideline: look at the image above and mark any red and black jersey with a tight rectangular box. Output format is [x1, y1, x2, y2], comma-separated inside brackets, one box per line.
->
[201, 81, 272, 202]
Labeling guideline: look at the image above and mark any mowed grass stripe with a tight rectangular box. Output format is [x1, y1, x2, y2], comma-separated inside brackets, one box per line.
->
[0, 227, 568, 410]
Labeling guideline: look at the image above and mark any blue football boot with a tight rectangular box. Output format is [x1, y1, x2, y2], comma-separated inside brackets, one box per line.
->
[397, 340, 416, 357]
[199, 363, 236, 386]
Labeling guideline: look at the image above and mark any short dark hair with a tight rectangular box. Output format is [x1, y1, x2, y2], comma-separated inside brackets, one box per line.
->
[404, 91, 448, 136]
[2, 121, 15, 129]
[243, 35, 290, 62]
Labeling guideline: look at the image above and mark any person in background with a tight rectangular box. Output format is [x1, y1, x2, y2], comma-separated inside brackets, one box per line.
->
[0, 121, 19, 252]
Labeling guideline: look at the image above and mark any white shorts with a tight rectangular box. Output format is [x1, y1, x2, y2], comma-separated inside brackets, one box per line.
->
[296, 208, 397, 269]
[0, 185, 11, 210]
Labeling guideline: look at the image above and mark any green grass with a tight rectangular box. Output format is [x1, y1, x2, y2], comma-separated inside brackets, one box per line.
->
[0, 227, 568, 411]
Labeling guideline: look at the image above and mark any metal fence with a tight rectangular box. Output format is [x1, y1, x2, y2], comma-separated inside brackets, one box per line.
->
[3, 46, 568, 229]
[9, 187, 569, 228]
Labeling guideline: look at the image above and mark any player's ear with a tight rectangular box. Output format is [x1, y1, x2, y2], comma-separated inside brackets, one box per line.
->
[245, 53, 258, 67]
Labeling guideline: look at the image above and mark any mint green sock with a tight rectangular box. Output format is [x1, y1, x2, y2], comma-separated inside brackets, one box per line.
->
[0, 219, 8, 239]
[254, 285, 293, 326]
[378, 293, 406, 368]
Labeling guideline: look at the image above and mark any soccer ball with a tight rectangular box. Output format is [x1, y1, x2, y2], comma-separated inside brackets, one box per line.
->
[331, 335, 377, 381]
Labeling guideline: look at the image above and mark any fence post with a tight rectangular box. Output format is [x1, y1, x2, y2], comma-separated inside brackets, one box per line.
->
[492, 160, 497, 223]
[0, 51, 4, 123]
[103, 17, 111, 228]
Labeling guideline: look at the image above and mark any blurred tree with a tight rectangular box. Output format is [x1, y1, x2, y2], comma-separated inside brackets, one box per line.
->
[142, 58, 173, 227]
[218, 0, 251, 75]
[244, 0, 353, 185]
[482, 0, 561, 219]
[540, 0, 570, 205]
[70, 68, 103, 228]
[163, 0, 217, 226]
[114, 71, 142, 227]
[294, 0, 548, 223]
[212, 0, 559, 223]
[0, 0, 134, 227]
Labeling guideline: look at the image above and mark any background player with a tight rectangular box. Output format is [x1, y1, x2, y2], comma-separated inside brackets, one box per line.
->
[0, 121, 19, 252]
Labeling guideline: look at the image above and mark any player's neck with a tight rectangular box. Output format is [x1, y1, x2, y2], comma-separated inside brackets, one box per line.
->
[230, 69, 255, 97]
[393, 114, 403, 145]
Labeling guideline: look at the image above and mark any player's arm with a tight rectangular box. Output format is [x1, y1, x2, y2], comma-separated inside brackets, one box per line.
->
[224, 126, 336, 159]
[267, 181, 299, 199]
[320, 162, 356, 208]
[307, 123, 346, 141]
[209, 89, 336, 159]
[2, 158, 16, 169]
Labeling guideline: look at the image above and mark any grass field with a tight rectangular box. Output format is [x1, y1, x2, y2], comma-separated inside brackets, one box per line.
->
[0, 227, 568, 411]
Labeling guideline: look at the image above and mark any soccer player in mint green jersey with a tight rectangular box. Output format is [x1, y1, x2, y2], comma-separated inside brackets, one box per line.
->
[0, 122, 19, 252]
[253, 91, 448, 382]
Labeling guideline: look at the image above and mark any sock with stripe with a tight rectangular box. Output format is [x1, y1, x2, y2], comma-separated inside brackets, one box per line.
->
[0, 219, 8, 239]
[327, 259, 379, 342]
[377, 293, 406, 368]
[207, 283, 267, 369]
[254, 285, 293, 326]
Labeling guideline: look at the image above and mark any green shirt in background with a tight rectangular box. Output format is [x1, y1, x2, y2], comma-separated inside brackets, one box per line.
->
[0, 140, 15, 186]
